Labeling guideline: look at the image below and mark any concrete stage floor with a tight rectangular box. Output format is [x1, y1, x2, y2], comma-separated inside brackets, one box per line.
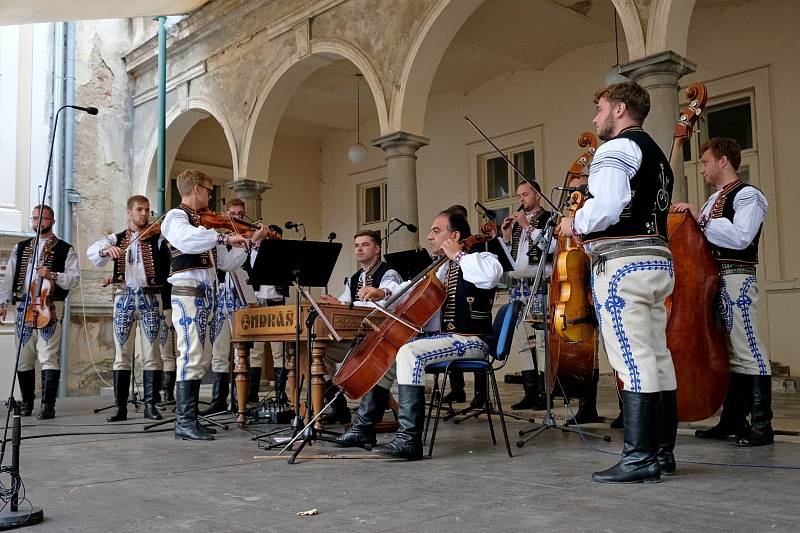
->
[5, 384, 800, 533]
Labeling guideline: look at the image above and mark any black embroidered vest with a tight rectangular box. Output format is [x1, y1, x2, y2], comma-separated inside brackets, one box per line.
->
[710, 180, 762, 264]
[13, 236, 72, 301]
[111, 230, 170, 288]
[349, 261, 392, 302]
[168, 205, 215, 274]
[440, 253, 496, 337]
[584, 128, 673, 243]
[510, 209, 550, 265]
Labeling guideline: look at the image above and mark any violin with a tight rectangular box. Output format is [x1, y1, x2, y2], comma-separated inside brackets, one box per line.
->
[118, 220, 162, 255]
[24, 247, 55, 329]
[197, 210, 280, 240]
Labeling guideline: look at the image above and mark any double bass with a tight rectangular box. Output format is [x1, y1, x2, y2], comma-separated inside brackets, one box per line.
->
[546, 133, 598, 397]
[665, 82, 730, 421]
[334, 224, 496, 399]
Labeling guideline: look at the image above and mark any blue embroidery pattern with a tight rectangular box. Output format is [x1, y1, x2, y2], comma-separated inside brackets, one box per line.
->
[737, 275, 767, 375]
[601, 259, 674, 392]
[15, 301, 33, 347]
[194, 284, 215, 350]
[139, 291, 161, 344]
[590, 271, 603, 330]
[113, 291, 137, 345]
[159, 313, 169, 347]
[409, 335, 489, 385]
[39, 317, 58, 343]
[172, 298, 193, 381]
[717, 277, 735, 334]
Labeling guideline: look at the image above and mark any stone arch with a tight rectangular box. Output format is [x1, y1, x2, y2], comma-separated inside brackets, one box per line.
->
[240, 38, 388, 181]
[390, 0, 485, 135]
[645, 0, 696, 57]
[136, 95, 239, 207]
[611, 0, 647, 61]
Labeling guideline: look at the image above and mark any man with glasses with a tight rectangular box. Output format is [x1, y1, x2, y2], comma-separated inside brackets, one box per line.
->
[0, 204, 79, 419]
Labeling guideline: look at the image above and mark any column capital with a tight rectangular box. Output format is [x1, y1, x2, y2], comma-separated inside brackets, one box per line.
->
[371, 131, 429, 157]
[224, 178, 272, 198]
[619, 51, 696, 84]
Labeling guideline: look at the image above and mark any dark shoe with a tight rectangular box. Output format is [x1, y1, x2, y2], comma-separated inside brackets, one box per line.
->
[322, 381, 351, 425]
[511, 370, 551, 410]
[696, 373, 752, 440]
[468, 373, 488, 409]
[174, 380, 214, 441]
[566, 369, 601, 425]
[335, 386, 391, 448]
[274, 367, 288, 404]
[373, 385, 426, 460]
[37, 369, 60, 420]
[566, 409, 602, 425]
[16, 370, 36, 417]
[592, 391, 662, 483]
[106, 370, 131, 422]
[143, 370, 163, 420]
[442, 370, 466, 404]
[737, 375, 774, 447]
[248, 367, 262, 403]
[657, 390, 678, 475]
[161, 370, 176, 403]
[200, 372, 230, 416]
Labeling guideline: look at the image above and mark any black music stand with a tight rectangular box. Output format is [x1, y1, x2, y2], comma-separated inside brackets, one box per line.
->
[384, 248, 432, 281]
[249, 239, 342, 456]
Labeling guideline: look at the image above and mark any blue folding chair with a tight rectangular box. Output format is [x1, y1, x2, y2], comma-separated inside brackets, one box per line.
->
[422, 300, 523, 458]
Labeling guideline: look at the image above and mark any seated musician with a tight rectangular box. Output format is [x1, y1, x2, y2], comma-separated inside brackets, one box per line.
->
[160, 169, 262, 441]
[364, 210, 502, 460]
[203, 198, 266, 415]
[319, 230, 403, 425]
[87, 194, 170, 422]
[499, 181, 556, 412]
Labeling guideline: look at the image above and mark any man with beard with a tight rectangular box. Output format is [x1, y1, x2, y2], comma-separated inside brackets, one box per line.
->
[559, 81, 677, 482]
[0, 204, 79, 419]
[88, 195, 170, 422]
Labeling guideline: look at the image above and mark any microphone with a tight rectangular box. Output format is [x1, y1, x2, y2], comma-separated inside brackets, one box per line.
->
[285, 220, 303, 230]
[555, 184, 589, 194]
[327, 232, 336, 242]
[69, 105, 99, 115]
[474, 201, 496, 220]
[389, 217, 418, 233]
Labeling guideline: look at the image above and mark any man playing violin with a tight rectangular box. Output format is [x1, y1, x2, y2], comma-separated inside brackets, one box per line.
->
[160, 169, 266, 441]
[559, 81, 677, 483]
[319, 230, 403, 428]
[0, 204, 79, 419]
[87, 195, 171, 422]
[500, 181, 555, 412]
[674, 138, 773, 447]
[370, 210, 503, 460]
[203, 198, 266, 416]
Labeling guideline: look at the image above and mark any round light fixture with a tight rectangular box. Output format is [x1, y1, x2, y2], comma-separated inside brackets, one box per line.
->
[347, 142, 368, 165]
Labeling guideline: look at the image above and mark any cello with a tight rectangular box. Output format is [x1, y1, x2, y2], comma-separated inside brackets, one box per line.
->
[334, 223, 496, 399]
[665, 82, 730, 421]
[546, 132, 598, 397]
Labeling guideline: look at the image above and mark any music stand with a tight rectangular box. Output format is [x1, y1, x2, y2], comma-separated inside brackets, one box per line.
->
[249, 239, 341, 455]
[384, 248, 432, 281]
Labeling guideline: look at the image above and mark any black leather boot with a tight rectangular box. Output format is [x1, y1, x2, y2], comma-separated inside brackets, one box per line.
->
[696, 373, 751, 440]
[657, 389, 678, 475]
[248, 367, 262, 403]
[193, 380, 216, 435]
[106, 370, 131, 422]
[737, 375, 774, 447]
[37, 369, 60, 420]
[592, 391, 662, 483]
[16, 370, 36, 416]
[469, 373, 488, 409]
[335, 385, 390, 448]
[174, 380, 214, 441]
[441, 370, 466, 404]
[372, 385, 426, 460]
[200, 372, 230, 415]
[161, 370, 176, 403]
[274, 367, 288, 404]
[511, 370, 551, 410]
[322, 380, 351, 425]
[143, 370, 162, 420]
[567, 369, 601, 425]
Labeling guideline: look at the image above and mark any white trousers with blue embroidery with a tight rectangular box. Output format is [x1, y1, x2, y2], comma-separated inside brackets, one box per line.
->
[112, 290, 163, 371]
[160, 309, 176, 372]
[15, 301, 63, 371]
[718, 273, 770, 375]
[592, 251, 676, 393]
[170, 282, 216, 381]
[395, 333, 489, 386]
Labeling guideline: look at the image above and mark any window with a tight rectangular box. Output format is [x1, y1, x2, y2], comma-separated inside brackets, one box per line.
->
[358, 179, 387, 230]
[479, 146, 535, 222]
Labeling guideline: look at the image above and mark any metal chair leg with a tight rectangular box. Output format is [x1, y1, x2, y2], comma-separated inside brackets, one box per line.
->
[490, 370, 512, 457]
[427, 372, 449, 457]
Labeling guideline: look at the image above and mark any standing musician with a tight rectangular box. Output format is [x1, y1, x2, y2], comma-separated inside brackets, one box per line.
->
[0, 204, 79, 420]
[369, 210, 503, 460]
[319, 230, 403, 425]
[559, 81, 677, 483]
[203, 198, 265, 415]
[674, 138, 773, 447]
[500, 181, 556, 411]
[160, 169, 256, 441]
[87, 195, 171, 422]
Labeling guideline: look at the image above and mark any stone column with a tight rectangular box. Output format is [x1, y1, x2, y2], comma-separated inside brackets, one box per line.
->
[619, 51, 696, 203]
[372, 131, 429, 252]
[225, 178, 271, 221]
